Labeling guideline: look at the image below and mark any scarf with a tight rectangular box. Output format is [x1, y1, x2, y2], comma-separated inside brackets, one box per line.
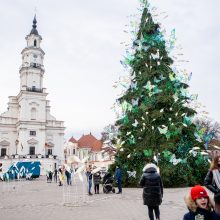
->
[212, 169, 220, 190]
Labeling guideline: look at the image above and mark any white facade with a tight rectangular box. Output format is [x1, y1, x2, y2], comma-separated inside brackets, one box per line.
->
[65, 135, 114, 170]
[0, 17, 65, 172]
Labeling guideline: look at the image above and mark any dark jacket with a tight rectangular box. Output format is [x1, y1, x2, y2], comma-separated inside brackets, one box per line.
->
[139, 167, 163, 206]
[93, 172, 101, 185]
[183, 208, 220, 220]
[115, 168, 122, 181]
[204, 170, 220, 194]
[86, 171, 93, 180]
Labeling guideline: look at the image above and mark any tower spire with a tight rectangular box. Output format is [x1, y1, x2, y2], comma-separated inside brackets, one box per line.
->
[30, 15, 39, 35]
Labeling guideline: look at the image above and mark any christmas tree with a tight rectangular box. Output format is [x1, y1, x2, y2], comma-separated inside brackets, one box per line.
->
[113, 0, 209, 187]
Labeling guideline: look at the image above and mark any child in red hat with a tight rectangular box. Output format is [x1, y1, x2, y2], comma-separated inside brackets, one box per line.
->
[183, 185, 220, 220]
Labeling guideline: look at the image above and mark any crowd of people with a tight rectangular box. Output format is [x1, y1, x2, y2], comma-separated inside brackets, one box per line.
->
[139, 155, 220, 220]
[45, 164, 122, 196]
[85, 165, 122, 195]
[45, 165, 74, 186]
[43, 155, 220, 220]
[86, 165, 101, 195]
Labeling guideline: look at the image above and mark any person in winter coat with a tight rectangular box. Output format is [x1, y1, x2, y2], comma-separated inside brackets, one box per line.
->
[139, 163, 163, 220]
[93, 167, 101, 194]
[115, 166, 123, 194]
[65, 169, 71, 185]
[204, 155, 220, 214]
[53, 168, 58, 183]
[183, 185, 220, 220]
[48, 171, 53, 183]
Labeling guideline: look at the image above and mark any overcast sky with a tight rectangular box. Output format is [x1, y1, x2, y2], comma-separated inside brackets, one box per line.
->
[0, 0, 219, 140]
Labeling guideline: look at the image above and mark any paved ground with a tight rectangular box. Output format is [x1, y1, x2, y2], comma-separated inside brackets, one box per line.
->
[0, 177, 189, 220]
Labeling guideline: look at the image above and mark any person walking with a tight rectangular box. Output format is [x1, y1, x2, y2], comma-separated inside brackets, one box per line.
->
[53, 168, 58, 183]
[183, 185, 220, 220]
[46, 169, 50, 183]
[58, 167, 64, 186]
[204, 155, 220, 214]
[69, 168, 74, 185]
[86, 166, 93, 195]
[139, 163, 163, 220]
[48, 170, 53, 183]
[115, 166, 122, 194]
[93, 167, 101, 194]
[65, 168, 71, 185]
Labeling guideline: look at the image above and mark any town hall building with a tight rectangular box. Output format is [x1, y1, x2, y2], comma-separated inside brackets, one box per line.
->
[0, 17, 65, 172]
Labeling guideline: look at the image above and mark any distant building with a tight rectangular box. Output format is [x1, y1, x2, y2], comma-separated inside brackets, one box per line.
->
[0, 17, 65, 173]
[66, 133, 114, 169]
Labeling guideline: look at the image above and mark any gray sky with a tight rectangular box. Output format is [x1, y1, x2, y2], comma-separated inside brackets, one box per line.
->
[0, 0, 219, 140]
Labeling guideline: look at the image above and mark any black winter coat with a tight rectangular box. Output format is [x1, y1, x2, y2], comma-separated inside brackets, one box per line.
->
[93, 172, 101, 185]
[139, 167, 163, 206]
[204, 170, 220, 194]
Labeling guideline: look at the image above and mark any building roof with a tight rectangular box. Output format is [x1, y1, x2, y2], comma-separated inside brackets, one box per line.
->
[92, 139, 103, 152]
[77, 133, 103, 151]
[78, 133, 97, 148]
[30, 15, 39, 35]
[69, 136, 78, 144]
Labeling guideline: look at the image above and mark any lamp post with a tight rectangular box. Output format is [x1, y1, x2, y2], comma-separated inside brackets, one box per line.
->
[15, 139, 19, 155]
[64, 147, 67, 164]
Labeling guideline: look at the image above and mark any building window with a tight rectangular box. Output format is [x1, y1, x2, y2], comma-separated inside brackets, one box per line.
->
[34, 39, 37, 47]
[83, 150, 86, 158]
[29, 146, 35, 155]
[1, 148, 7, 157]
[48, 149, 52, 155]
[31, 108, 37, 120]
[73, 149, 75, 154]
[30, 131, 36, 136]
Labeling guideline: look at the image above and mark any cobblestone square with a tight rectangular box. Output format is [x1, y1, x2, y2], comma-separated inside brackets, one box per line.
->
[0, 177, 189, 220]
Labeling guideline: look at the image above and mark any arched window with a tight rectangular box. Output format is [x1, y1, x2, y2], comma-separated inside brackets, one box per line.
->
[31, 108, 37, 120]
[34, 40, 37, 47]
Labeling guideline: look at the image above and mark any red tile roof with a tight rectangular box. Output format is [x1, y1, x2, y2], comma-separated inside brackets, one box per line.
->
[77, 133, 103, 151]
[69, 136, 78, 143]
[92, 139, 103, 151]
[78, 134, 97, 147]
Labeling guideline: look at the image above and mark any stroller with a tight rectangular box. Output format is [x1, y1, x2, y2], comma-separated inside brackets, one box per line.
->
[102, 172, 115, 193]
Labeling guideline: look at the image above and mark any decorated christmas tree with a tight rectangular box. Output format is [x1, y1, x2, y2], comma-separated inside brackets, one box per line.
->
[113, 0, 209, 187]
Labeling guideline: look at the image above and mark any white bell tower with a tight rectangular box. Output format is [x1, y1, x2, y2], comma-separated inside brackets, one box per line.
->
[0, 15, 65, 170]
[19, 16, 45, 92]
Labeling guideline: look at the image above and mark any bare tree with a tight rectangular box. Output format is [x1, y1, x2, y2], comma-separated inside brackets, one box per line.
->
[194, 117, 220, 139]
[101, 124, 118, 159]
[194, 117, 220, 149]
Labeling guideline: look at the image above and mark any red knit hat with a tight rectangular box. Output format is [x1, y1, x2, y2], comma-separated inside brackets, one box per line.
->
[191, 185, 209, 201]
